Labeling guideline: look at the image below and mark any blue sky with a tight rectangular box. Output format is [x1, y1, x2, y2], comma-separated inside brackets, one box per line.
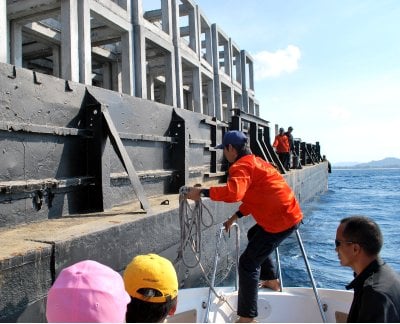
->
[195, 0, 400, 163]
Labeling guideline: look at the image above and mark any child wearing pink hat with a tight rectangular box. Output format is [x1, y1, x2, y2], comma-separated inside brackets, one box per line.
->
[46, 260, 130, 323]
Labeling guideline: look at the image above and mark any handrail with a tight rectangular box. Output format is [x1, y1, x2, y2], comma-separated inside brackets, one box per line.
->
[295, 229, 327, 323]
[275, 247, 283, 292]
[204, 223, 240, 323]
[203, 225, 327, 323]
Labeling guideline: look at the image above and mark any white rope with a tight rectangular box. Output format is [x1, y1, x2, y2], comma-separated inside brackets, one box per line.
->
[176, 186, 214, 268]
[175, 187, 237, 313]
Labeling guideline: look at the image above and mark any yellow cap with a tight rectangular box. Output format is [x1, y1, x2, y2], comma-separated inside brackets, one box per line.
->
[123, 254, 178, 303]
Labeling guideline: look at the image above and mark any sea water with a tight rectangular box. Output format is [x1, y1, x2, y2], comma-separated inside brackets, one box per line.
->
[280, 168, 400, 290]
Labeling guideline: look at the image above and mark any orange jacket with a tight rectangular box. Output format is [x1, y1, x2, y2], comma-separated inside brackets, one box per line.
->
[209, 155, 303, 233]
[273, 134, 290, 153]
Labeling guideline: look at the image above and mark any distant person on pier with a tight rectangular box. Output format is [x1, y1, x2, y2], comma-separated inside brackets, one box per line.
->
[46, 260, 130, 323]
[335, 216, 400, 322]
[322, 155, 332, 173]
[285, 126, 295, 168]
[185, 130, 303, 323]
[273, 127, 290, 171]
[123, 253, 178, 323]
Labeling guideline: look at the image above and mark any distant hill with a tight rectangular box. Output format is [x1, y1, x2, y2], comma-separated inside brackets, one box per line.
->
[334, 157, 400, 169]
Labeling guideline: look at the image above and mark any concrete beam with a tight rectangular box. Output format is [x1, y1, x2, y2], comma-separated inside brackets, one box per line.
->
[91, 46, 118, 61]
[22, 43, 53, 60]
[90, 0, 131, 32]
[91, 26, 122, 46]
[23, 21, 61, 43]
[6, 0, 60, 20]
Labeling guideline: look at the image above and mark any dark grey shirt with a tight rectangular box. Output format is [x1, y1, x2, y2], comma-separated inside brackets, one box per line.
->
[346, 258, 400, 322]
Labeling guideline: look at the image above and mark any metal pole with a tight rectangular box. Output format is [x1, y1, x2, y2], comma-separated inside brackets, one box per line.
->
[204, 223, 240, 323]
[233, 223, 240, 291]
[275, 247, 283, 291]
[295, 229, 327, 323]
[204, 226, 224, 323]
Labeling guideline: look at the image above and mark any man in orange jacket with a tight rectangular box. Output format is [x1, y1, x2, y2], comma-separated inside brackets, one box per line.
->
[273, 127, 290, 170]
[186, 130, 303, 323]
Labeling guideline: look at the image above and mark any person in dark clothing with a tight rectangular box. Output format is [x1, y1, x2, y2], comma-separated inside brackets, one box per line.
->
[335, 216, 400, 322]
[285, 126, 295, 168]
[322, 155, 332, 173]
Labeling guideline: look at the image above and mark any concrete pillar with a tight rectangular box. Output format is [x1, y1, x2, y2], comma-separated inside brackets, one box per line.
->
[147, 74, 155, 101]
[207, 78, 215, 116]
[121, 30, 134, 95]
[249, 59, 254, 90]
[204, 28, 212, 64]
[211, 24, 222, 120]
[224, 42, 231, 77]
[131, 0, 143, 25]
[213, 75, 222, 121]
[164, 52, 176, 106]
[0, 1, 8, 63]
[61, 0, 79, 82]
[10, 21, 22, 66]
[171, 0, 183, 108]
[133, 25, 147, 99]
[78, 0, 92, 85]
[240, 50, 248, 112]
[188, 7, 197, 52]
[52, 46, 60, 77]
[224, 86, 233, 121]
[161, 0, 172, 35]
[192, 66, 201, 113]
[111, 61, 119, 92]
[103, 62, 111, 90]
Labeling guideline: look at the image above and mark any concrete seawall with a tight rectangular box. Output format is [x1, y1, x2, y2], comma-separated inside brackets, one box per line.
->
[0, 162, 328, 322]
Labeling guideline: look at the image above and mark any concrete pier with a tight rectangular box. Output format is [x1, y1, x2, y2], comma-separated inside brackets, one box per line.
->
[0, 1, 329, 322]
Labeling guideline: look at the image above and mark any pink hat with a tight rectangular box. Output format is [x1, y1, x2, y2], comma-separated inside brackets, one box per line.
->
[46, 260, 130, 323]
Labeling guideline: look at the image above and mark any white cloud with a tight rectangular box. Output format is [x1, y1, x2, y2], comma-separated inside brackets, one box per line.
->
[253, 45, 301, 80]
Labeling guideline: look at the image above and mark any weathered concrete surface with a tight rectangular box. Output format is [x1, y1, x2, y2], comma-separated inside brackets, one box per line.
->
[0, 163, 329, 322]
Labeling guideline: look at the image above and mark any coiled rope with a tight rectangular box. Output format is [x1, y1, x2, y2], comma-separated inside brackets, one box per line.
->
[176, 186, 214, 268]
[175, 187, 237, 314]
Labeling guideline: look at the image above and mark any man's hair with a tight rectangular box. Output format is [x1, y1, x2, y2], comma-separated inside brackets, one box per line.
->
[340, 216, 383, 256]
[126, 292, 177, 323]
[230, 143, 252, 161]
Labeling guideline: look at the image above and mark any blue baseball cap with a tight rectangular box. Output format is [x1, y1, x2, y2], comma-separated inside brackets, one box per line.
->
[215, 130, 248, 149]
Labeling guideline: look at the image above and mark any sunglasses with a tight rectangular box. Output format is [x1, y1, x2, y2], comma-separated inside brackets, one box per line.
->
[334, 239, 358, 248]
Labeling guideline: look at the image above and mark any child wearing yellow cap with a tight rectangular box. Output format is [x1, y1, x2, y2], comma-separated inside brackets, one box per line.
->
[123, 254, 178, 323]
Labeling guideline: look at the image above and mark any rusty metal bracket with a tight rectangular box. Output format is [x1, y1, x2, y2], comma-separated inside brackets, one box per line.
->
[102, 107, 150, 212]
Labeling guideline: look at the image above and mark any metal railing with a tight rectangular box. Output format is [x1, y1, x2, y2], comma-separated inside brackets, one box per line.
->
[204, 223, 240, 323]
[204, 225, 328, 323]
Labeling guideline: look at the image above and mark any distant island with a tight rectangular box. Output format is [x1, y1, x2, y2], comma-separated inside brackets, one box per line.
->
[333, 157, 400, 169]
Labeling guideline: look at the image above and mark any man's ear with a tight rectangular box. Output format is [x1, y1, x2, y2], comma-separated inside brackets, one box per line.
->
[353, 243, 362, 254]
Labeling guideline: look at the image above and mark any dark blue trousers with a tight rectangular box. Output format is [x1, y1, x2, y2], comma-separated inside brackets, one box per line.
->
[237, 223, 298, 318]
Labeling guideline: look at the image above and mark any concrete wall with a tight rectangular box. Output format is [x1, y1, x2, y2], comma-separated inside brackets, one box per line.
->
[0, 162, 328, 322]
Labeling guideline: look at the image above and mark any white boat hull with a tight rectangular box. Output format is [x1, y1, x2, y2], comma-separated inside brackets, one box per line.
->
[171, 286, 353, 323]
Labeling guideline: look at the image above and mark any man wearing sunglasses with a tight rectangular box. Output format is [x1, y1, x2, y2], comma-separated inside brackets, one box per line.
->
[335, 216, 400, 322]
